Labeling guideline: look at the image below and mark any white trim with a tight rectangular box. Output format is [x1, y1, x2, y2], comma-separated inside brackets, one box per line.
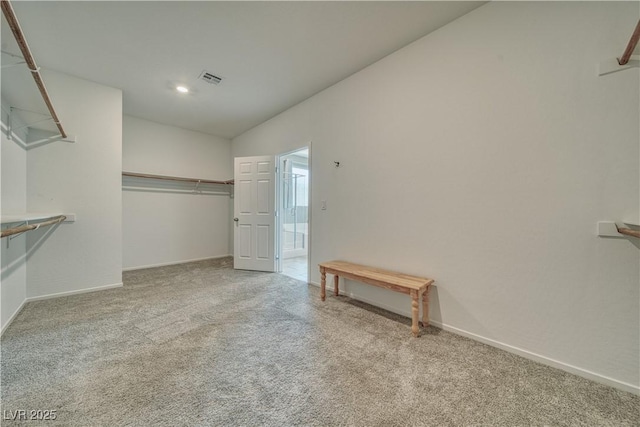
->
[427, 319, 640, 396]
[123, 254, 232, 272]
[3, 281, 124, 335]
[1, 299, 27, 336]
[26, 282, 123, 302]
[306, 142, 312, 283]
[309, 280, 639, 396]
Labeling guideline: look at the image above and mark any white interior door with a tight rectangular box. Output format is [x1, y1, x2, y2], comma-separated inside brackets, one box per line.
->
[234, 156, 276, 272]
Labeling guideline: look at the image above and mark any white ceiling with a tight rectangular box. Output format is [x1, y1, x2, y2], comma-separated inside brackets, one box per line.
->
[1, 1, 484, 139]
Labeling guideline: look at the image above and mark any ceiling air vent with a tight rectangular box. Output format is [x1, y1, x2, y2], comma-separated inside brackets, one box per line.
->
[199, 71, 222, 85]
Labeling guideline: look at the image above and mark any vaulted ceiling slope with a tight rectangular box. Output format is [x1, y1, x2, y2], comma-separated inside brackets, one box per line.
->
[2, 1, 485, 139]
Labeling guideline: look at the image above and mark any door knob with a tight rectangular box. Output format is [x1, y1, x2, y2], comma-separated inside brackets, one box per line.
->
[233, 218, 239, 222]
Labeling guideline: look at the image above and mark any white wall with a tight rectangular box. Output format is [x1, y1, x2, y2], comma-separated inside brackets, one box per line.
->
[26, 70, 123, 299]
[122, 116, 232, 270]
[233, 2, 640, 393]
[1, 106, 28, 332]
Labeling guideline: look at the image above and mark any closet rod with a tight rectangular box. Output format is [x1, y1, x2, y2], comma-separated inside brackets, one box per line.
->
[122, 171, 234, 185]
[619, 19, 640, 65]
[617, 226, 640, 239]
[1, 215, 66, 238]
[1, 0, 67, 138]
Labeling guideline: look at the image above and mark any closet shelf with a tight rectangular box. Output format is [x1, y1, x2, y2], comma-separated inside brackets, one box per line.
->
[1, 0, 67, 138]
[1, 214, 71, 239]
[1, 212, 75, 225]
[122, 171, 234, 186]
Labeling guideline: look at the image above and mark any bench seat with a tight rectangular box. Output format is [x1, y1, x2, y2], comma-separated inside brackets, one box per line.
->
[318, 260, 434, 337]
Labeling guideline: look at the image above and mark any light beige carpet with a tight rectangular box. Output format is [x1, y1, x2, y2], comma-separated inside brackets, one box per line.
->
[1, 257, 638, 426]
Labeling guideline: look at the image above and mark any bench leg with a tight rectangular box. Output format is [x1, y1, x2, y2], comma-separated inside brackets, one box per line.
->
[334, 274, 339, 296]
[320, 268, 326, 301]
[411, 290, 419, 337]
[422, 286, 430, 328]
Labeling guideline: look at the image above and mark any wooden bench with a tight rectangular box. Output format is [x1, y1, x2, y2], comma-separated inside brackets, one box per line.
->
[318, 261, 435, 337]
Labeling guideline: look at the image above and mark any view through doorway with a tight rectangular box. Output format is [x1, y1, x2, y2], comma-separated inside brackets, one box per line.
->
[279, 147, 309, 281]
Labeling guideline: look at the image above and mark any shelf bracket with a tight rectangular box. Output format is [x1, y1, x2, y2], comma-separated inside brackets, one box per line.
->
[1, 50, 25, 69]
[7, 106, 50, 140]
[26, 134, 77, 146]
[1, 60, 26, 69]
[6, 107, 75, 144]
[7, 220, 27, 241]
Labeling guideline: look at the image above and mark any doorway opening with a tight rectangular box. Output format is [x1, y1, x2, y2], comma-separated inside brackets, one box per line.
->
[278, 147, 309, 281]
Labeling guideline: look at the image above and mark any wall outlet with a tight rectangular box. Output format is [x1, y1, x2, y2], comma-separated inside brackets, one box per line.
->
[321, 200, 327, 210]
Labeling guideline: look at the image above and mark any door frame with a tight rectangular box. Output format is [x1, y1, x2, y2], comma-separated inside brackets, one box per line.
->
[276, 143, 312, 281]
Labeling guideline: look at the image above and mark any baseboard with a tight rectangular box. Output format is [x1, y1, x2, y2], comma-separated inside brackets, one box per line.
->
[26, 282, 123, 302]
[1, 299, 27, 337]
[123, 254, 232, 272]
[308, 281, 639, 396]
[428, 319, 640, 396]
[3, 282, 124, 335]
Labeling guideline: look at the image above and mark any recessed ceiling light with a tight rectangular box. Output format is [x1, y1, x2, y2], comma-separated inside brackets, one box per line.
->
[176, 85, 189, 93]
